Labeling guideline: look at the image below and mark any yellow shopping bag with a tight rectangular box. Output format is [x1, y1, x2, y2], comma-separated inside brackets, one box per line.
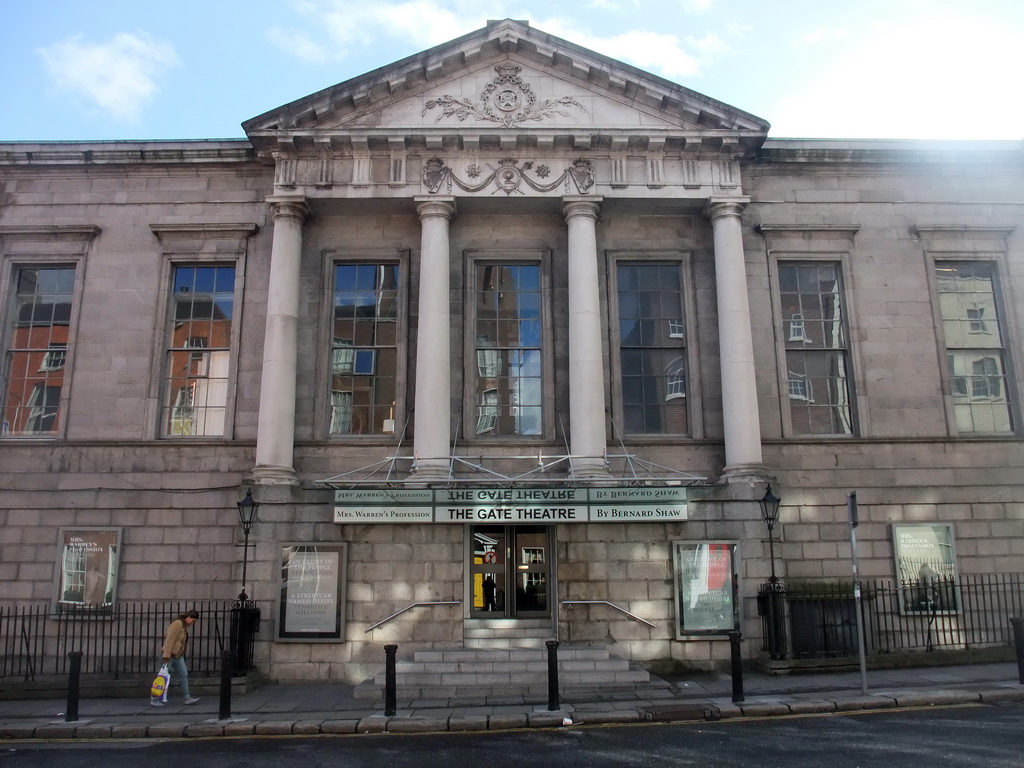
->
[150, 664, 170, 698]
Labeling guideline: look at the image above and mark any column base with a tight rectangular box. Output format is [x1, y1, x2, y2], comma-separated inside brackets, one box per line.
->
[569, 459, 612, 481]
[409, 460, 451, 483]
[720, 463, 769, 484]
[250, 464, 300, 486]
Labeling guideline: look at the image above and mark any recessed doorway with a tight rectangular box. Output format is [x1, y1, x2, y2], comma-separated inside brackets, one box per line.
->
[469, 525, 552, 619]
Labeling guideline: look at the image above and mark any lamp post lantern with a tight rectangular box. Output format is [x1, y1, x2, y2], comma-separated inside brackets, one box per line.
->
[236, 489, 260, 603]
[758, 483, 787, 660]
[759, 484, 781, 587]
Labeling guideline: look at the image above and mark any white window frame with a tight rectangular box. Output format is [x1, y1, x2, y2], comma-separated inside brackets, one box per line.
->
[476, 387, 498, 434]
[787, 371, 813, 402]
[787, 312, 809, 343]
[665, 357, 686, 401]
[39, 343, 67, 372]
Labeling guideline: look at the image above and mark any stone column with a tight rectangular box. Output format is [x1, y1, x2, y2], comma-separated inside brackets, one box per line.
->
[563, 197, 609, 479]
[411, 197, 456, 480]
[252, 195, 308, 485]
[704, 196, 765, 479]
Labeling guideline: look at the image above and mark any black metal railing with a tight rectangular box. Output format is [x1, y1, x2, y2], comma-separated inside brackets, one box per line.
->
[759, 573, 1024, 660]
[0, 600, 260, 681]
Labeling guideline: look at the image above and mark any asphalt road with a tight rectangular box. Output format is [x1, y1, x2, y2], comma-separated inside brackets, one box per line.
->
[3, 702, 1023, 768]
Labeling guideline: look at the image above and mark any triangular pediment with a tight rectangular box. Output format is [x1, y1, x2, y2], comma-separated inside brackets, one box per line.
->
[243, 19, 769, 156]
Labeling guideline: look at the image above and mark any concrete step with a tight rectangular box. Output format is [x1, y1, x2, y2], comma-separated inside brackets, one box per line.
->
[353, 664, 668, 701]
[464, 618, 555, 649]
[353, 645, 663, 700]
[411, 647, 613, 663]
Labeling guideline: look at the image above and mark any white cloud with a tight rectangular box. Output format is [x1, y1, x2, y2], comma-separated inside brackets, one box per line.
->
[267, 28, 330, 63]
[584, 30, 702, 79]
[535, 17, 727, 80]
[38, 32, 179, 123]
[334, 1, 479, 48]
[271, 1, 724, 82]
[272, 0, 494, 58]
[797, 25, 848, 46]
[769, 17, 1024, 139]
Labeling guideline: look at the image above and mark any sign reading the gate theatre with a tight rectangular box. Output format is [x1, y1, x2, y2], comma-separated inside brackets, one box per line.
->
[333, 487, 687, 524]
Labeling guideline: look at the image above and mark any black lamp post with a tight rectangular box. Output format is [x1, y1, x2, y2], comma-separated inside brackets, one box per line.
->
[759, 484, 782, 587]
[758, 483, 787, 660]
[236, 489, 260, 603]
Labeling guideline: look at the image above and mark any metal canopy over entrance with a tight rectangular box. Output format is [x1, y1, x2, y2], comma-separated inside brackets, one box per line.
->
[316, 452, 706, 489]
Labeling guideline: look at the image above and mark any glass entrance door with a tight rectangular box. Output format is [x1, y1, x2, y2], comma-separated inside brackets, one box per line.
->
[470, 525, 551, 618]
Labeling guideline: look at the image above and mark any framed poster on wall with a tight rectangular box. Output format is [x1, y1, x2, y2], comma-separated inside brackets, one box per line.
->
[673, 540, 738, 637]
[53, 527, 122, 613]
[276, 543, 347, 641]
[891, 523, 959, 614]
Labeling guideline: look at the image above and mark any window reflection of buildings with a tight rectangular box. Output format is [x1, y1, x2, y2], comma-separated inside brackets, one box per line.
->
[331, 264, 399, 436]
[779, 264, 853, 435]
[515, 530, 546, 610]
[2, 268, 75, 435]
[167, 303, 232, 436]
[617, 263, 687, 435]
[475, 264, 541, 436]
[935, 263, 1012, 434]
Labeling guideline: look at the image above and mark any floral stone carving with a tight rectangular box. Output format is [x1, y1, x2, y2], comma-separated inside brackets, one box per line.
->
[423, 63, 586, 127]
[423, 157, 594, 196]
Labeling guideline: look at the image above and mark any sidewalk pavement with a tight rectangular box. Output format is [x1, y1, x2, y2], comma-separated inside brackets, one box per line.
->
[1, 662, 1022, 740]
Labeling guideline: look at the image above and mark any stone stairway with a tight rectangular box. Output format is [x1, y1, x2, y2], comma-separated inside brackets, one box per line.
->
[353, 644, 668, 700]
[463, 617, 554, 649]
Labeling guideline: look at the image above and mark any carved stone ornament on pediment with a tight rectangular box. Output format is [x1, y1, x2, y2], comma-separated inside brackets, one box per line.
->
[423, 157, 594, 196]
[422, 63, 587, 127]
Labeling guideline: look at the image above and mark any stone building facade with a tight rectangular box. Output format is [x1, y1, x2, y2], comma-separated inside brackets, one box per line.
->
[1, 20, 1021, 683]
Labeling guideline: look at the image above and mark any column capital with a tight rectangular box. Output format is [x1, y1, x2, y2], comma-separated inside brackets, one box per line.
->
[414, 196, 456, 220]
[266, 195, 309, 222]
[703, 196, 750, 222]
[562, 196, 603, 221]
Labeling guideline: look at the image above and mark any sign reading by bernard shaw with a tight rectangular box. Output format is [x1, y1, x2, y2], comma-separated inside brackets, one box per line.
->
[333, 486, 687, 524]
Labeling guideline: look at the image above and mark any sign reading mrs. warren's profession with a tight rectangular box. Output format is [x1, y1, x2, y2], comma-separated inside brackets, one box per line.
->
[333, 486, 687, 524]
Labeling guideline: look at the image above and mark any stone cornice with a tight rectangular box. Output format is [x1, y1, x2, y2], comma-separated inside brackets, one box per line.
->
[256, 129, 761, 157]
[0, 225, 100, 240]
[0, 141, 255, 167]
[756, 224, 859, 250]
[0, 225, 101, 256]
[911, 225, 1015, 252]
[759, 139, 1023, 165]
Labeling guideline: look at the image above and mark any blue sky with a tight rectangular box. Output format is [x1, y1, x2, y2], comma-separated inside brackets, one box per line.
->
[2, 0, 1022, 142]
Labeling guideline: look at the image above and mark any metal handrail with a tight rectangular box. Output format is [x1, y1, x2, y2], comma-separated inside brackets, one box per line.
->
[365, 601, 461, 632]
[560, 600, 656, 628]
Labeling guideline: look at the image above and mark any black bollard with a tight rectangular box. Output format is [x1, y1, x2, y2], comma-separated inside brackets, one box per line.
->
[728, 631, 744, 703]
[384, 644, 398, 717]
[65, 651, 82, 722]
[219, 649, 233, 720]
[546, 640, 560, 711]
[1011, 618, 1024, 685]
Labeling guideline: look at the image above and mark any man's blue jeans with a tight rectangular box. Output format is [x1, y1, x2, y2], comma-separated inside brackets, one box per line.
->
[166, 656, 192, 700]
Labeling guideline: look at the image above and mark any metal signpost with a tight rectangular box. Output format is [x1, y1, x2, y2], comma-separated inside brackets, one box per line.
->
[848, 491, 869, 695]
